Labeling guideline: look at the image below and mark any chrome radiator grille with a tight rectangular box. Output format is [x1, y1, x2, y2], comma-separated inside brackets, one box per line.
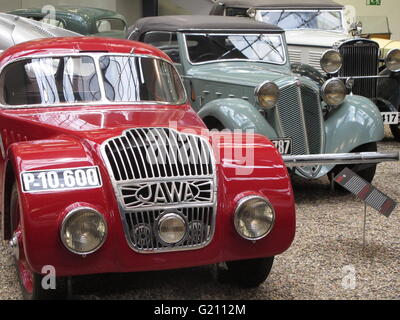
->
[338, 40, 379, 99]
[126, 207, 213, 252]
[101, 128, 216, 253]
[103, 127, 214, 181]
[275, 83, 324, 157]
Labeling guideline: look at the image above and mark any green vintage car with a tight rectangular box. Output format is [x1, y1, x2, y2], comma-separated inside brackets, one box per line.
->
[127, 15, 391, 183]
[8, 6, 127, 38]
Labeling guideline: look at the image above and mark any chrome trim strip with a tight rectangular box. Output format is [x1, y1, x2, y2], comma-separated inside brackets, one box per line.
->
[336, 75, 391, 80]
[283, 152, 400, 167]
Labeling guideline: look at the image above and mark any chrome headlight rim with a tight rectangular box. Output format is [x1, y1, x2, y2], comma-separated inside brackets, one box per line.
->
[234, 195, 275, 241]
[321, 78, 347, 106]
[254, 80, 280, 109]
[60, 207, 108, 256]
[385, 48, 400, 72]
[157, 212, 187, 245]
[320, 49, 343, 74]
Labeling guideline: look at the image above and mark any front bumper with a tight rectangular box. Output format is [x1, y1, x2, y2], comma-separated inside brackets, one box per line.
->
[283, 151, 400, 167]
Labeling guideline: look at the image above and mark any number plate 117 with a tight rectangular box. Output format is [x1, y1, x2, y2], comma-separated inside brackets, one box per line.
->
[381, 112, 399, 125]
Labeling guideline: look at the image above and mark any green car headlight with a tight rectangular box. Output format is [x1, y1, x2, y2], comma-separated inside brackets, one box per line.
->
[385, 49, 400, 72]
[255, 81, 280, 109]
[321, 78, 346, 106]
[61, 207, 107, 255]
[234, 196, 275, 240]
[320, 50, 343, 74]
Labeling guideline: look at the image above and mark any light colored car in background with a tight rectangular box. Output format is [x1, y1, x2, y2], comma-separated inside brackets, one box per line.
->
[210, 0, 400, 141]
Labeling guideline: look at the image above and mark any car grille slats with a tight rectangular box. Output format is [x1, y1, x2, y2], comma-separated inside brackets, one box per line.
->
[301, 86, 323, 155]
[125, 207, 213, 252]
[338, 40, 379, 99]
[104, 127, 213, 181]
[275, 83, 324, 156]
[102, 127, 216, 253]
[276, 85, 309, 155]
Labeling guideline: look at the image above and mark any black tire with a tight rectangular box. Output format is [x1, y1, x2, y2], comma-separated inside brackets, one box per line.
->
[216, 257, 274, 288]
[203, 117, 226, 131]
[10, 183, 68, 300]
[330, 142, 378, 192]
[390, 122, 400, 142]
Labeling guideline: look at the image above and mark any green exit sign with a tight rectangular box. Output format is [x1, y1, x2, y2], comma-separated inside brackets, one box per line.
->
[367, 0, 381, 5]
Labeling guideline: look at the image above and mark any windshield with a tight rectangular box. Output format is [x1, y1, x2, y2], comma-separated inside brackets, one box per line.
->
[255, 10, 344, 32]
[99, 55, 184, 103]
[0, 54, 186, 106]
[184, 33, 286, 65]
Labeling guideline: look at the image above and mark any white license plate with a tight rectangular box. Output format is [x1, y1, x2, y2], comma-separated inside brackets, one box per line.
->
[381, 112, 400, 125]
[21, 166, 102, 193]
[271, 138, 292, 155]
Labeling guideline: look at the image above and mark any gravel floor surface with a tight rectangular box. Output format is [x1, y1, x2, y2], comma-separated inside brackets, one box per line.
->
[0, 129, 399, 300]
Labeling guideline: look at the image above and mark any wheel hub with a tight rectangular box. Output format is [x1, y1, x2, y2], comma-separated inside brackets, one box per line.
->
[9, 232, 20, 260]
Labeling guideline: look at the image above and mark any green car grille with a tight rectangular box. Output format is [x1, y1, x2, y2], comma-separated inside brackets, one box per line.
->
[274, 82, 324, 158]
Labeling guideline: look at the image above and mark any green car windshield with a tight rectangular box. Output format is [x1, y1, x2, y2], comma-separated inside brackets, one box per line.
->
[255, 10, 344, 32]
[184, 33, 286, 65]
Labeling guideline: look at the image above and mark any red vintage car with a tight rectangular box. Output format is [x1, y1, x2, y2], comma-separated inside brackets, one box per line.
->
[0, 37, 295, 299]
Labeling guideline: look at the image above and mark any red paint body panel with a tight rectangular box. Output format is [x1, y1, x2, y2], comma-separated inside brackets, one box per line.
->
[0, 37, 295, 277]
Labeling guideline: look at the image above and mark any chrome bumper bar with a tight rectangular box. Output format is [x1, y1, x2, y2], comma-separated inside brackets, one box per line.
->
[282, 152, 400, 168]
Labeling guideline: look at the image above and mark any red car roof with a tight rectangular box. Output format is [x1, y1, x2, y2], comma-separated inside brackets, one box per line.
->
[0, 36, 171, 67]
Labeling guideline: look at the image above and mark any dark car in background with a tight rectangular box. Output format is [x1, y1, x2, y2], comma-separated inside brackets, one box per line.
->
[8, 6, 127, 38]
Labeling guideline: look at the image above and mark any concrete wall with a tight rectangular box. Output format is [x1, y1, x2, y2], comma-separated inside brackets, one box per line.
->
[336, 0, 400, 39]
[116, 0, 142, 25]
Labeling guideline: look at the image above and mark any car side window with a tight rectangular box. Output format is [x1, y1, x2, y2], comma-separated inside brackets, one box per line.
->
[41, 17, 66, 29]
[142, 32, 181, 64]
[96, 18, 126, 32]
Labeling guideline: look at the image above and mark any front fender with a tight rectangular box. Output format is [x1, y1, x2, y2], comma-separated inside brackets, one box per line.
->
[198, 98, 278, 138]
[325, 95, 384, 153]
[211, 131, 296, 259]
[318, 95, 384, 176]
[6, 137, 120, 275]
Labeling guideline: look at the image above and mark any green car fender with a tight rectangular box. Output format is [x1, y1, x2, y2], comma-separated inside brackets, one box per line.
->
[324, 95, 384, 155]
[198, 98, 278, 138]
[306, 96, 384, 178]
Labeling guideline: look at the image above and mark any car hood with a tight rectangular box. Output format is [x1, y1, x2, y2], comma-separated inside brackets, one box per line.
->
[4, 104, 207, 145]
[285, 30, 351, 48]
[187, 61, 293, 87]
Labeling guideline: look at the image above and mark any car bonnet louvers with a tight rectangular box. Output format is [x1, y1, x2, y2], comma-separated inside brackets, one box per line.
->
[101, 127, 217, 253]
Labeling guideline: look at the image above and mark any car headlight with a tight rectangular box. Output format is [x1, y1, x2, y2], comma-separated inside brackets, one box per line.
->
[158, 213, 187, 244]
[255, 81, 280, 109]
[385, 48, 400, 72]
[320, 50, 343, 74]
[321, 78, 346, 106]
[60, 207, 107, 255]
[234, 196, 275, 240]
